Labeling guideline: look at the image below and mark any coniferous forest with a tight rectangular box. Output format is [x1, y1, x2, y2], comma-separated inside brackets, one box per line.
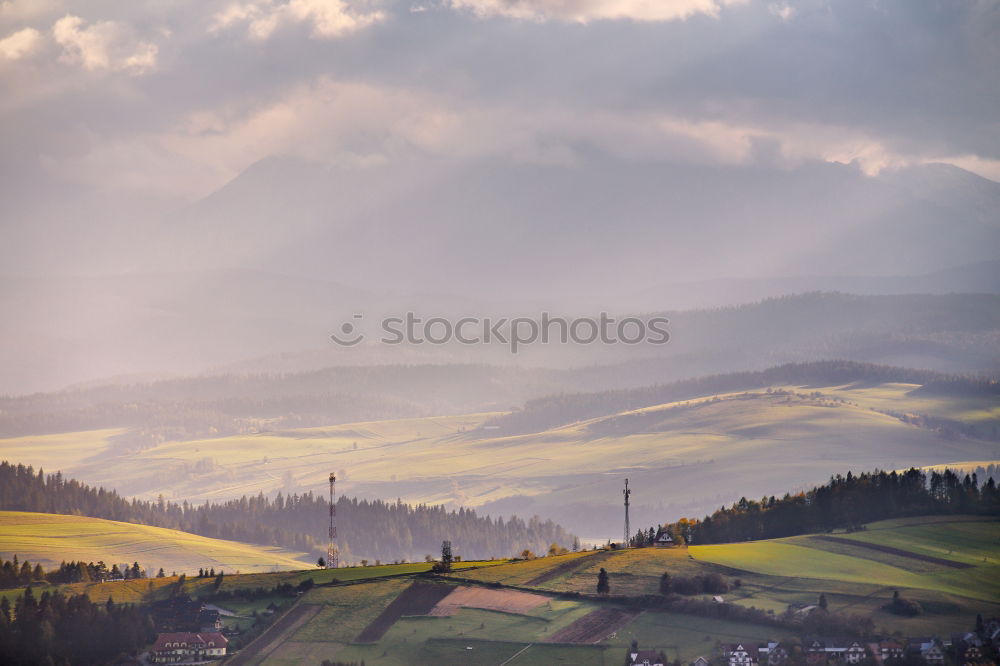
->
[0, 462, 574, 562]
[0, 585, 154, 665]
[659, 468, 1000, 545]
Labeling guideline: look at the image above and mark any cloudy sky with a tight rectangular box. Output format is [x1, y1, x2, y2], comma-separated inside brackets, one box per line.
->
[1, 0, 997, 209]
[1, 0, 999, 392]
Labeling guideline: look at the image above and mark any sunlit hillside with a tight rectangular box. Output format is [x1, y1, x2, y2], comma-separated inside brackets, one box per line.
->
[2, 381, 996, 538]
[0, 511, 313, 575]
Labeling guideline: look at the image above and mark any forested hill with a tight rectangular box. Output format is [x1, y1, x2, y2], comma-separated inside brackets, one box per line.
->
[488, 361, 1000, 435]
[658, 467, 1000, 546]
[0, 462, 574, 563]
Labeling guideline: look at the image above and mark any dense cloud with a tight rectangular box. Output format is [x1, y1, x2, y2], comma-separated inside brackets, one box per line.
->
[0, 0, 998, 392]
[0, 0, 996, 278]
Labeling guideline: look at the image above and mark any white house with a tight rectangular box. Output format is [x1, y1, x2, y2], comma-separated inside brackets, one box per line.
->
[150, 632, 228, 663]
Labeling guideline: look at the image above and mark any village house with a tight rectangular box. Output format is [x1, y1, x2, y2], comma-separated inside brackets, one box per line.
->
[923, 642, 946, 666]
[784, 638, 867, 665]
[693, 656, 710, 666]
[955, 642, 990, 666]
[655, 532, 674, 546]
[150, 632, 228, 663]
[198, 609, 222, 632]
[724, 643, 760, 666]
[841, 640, 868, 664]
[630, 649, 666, 666]
[805, 639, 829, 665]
[759, 641, 790, 666]
[908, 638, 945, 666]
[880, 640, 905, 662]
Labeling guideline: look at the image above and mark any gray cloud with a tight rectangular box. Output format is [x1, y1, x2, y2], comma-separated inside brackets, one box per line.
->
[0, 0, 997, 273]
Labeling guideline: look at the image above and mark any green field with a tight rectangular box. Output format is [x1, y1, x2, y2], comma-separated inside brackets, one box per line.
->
[690, 517, 1000, 602]
[0, 510, 313, 575]
[2, 382, 996, 540]
[222, 516, 998, 664]
[3, 515, 995, 663]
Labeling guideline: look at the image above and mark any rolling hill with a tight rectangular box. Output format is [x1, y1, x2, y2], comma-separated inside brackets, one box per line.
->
[211, 515, 1000, 665]
[3, 375, 996, 539]
[0, 511, 314, 575]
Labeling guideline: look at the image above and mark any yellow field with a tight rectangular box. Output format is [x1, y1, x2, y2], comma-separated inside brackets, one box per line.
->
[0, 382, 995, 540]
[0, 428, 126, 471]
[0, 511, 313, 575]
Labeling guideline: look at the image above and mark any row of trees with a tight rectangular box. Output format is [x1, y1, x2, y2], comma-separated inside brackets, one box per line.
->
[659, 468, 1000, 545]
[0, 462, 575, 562]
[1, 557, 145, 587]
[0, 586, 154, 665]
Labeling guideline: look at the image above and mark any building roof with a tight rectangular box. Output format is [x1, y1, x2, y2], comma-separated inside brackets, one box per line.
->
[634, 649, 662, 660]
[152, 632, 228, 652]
[724, 643, 760, 658]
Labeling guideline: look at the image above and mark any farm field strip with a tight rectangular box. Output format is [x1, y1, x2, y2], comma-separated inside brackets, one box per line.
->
[809, 535, 971, 569]
[429, 585, 550, 616]
[546, 607, 641, 644]
[355, 581, 454, 642]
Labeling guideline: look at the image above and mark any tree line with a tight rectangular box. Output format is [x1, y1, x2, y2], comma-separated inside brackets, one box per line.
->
[0, 586, 154, 665]
[0, 462, 575, 563]
[658, 468, 1000, 545]
[0, 556, 145, 587]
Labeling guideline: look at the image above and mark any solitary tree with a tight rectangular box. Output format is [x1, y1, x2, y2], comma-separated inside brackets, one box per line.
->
[597, 567, 610, 595]
[432, 540, 454, 573]
[317, 556, 326, 568]
[214, 571, 224, 590]
[819, 593, 828, 610]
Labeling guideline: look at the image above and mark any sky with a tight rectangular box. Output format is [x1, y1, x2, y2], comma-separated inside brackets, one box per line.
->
[1, 0, 997, 213]
[1, 0, 999, 393]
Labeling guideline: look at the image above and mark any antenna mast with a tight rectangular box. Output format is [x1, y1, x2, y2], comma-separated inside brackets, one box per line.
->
[623, 478, 631, 548]
[327, 473, 339, 569]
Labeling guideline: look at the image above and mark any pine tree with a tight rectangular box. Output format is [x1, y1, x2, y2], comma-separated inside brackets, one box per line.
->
[432, 541, 454, 573]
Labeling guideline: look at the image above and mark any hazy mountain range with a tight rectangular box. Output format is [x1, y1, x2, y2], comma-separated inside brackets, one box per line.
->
[2, 157, 999, 395]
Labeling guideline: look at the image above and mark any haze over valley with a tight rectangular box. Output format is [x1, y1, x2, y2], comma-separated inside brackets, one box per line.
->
[1, 1, 999, 663]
